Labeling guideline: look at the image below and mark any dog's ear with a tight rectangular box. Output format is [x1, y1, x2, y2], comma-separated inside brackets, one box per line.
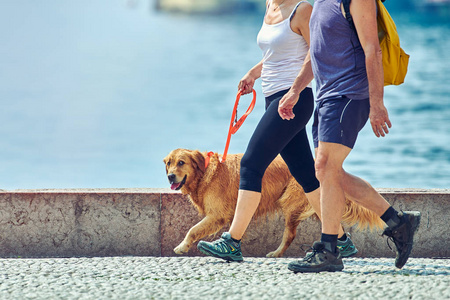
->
[163, 152, 170, 164]
[190, 150, 206, 173]
[163, 154, 170, 173]
[163, 150, 175, 166]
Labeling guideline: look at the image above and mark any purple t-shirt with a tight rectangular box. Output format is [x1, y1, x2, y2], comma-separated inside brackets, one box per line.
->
[310, 0, 369, 101]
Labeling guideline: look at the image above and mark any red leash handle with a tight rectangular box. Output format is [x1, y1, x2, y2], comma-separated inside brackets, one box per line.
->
[221, 89, 256, 163]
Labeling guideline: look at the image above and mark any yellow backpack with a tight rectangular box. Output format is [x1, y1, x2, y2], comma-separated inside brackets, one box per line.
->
[343, 0, 410, 86]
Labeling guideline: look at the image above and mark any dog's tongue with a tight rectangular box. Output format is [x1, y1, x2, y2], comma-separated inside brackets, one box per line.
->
[170, 182, 181, 190]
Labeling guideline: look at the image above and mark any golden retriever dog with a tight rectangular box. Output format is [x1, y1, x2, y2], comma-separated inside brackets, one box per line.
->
[163, 148, 384, 257]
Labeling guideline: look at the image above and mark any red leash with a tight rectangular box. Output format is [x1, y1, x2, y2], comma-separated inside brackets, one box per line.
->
[222, 89, 257, 163]
[204, 89, 256, 169]
[204, 151, 214, 169]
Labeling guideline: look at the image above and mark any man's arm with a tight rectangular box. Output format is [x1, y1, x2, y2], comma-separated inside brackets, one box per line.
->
[350, 0, 391, 137]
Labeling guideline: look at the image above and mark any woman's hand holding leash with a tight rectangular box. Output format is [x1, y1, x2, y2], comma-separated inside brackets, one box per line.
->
[238, 61, 263, 95]
[238, 73, 256, 95]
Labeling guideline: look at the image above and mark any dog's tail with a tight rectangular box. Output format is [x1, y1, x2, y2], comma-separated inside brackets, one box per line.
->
[341, 199, 385, 231]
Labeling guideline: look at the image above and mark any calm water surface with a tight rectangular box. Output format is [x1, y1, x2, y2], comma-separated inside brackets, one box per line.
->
[0, 0, 449, 189]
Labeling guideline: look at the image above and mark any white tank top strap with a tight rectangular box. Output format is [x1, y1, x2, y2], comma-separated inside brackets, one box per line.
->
[289, 1, 303, 20]
[265, 0, 271, 17]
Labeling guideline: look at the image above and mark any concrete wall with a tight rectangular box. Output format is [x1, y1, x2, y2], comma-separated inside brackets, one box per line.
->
[0, 188, 448, 258]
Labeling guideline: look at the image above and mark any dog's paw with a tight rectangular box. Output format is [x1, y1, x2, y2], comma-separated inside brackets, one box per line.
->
[266, 250, 283, 258]
[174, 243, 190, 254]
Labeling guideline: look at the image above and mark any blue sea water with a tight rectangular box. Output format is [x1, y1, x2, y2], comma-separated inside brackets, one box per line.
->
[0, 0, 449, 190]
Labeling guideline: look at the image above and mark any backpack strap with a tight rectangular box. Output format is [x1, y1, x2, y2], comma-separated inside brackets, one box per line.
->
[343, 0, 387, 31]
[342, 0, 356, 31]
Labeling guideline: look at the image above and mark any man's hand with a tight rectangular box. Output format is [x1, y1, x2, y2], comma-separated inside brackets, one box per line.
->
[369, 103, 392, 137]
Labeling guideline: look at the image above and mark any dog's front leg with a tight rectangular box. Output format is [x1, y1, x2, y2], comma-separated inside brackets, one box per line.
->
[174, 216, 226, 254]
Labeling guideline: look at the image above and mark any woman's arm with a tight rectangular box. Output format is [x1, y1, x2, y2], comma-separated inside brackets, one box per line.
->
[278, 2, 313, 120]
[238, 60, 263, 95]
[290, 1, 314, 95]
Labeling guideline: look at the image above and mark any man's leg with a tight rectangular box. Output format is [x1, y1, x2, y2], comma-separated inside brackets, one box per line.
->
[341, 171, 421, 269]
[315, 142, 393, 233]
[289, 96, 420, 273]
[315, 142, 351, 237]
[341, 171, 390, 216]
[280, 128, 348, 239]
[304, 188, 358, 257]
[337, 158, 421, 269]
[288, 141, 390, 273]
[304, 188, 346, 238]
[289, 142, 420, 272]
[287, 141, 348, 273]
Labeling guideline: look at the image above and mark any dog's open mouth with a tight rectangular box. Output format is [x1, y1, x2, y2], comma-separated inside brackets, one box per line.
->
[170, 175, 186, 190]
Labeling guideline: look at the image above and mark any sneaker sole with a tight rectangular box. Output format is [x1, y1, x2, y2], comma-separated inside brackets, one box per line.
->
[395, 211, 421, 269]
[197, 245, 243, 262]
[288, 263, 344, 273]
[341, 248, 358, 258]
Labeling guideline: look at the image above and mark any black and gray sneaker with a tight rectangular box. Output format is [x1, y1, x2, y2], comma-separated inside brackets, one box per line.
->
[197, 232, 243, 262]
[288, 241, 344, 273]
[382, 211, 421, 269]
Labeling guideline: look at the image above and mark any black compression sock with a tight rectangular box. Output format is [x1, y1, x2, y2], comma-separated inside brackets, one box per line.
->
[380, 206, 402, 228]
[338, 233, 347, 242]
[231, 237, 241, 243]
[321, 233, 338, 254]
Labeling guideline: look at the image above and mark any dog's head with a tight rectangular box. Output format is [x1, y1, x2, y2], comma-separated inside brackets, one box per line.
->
[163, 149, 206, 192]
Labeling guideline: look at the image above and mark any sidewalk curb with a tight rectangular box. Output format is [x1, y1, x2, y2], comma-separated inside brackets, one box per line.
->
[0, 188, 448, 258]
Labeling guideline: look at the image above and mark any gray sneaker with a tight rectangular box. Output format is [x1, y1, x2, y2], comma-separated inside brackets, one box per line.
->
[337, 233, 358, 257]
[288, 241, 344, 273]
[382, 211, 421, 269]
[197, 232, 243, 262]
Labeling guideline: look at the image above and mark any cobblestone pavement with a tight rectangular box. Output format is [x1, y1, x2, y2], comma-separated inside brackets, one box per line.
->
[0, 257, 448, 299]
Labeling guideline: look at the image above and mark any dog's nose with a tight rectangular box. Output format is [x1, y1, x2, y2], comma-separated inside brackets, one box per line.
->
[168, 173, 176, 182]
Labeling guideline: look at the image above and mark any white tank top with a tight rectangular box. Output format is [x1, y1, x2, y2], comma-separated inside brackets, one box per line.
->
[257, 1, 312, 97]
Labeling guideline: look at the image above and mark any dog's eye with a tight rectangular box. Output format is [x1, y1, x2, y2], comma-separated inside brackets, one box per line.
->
[166, 161, 171, 166]
[178, 161, 185, 166]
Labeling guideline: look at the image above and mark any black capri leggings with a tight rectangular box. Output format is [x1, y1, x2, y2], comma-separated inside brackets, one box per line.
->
[239, 87, 320, 193]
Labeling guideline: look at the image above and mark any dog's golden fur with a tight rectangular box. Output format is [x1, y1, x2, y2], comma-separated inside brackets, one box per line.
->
[164, 148, 383, 257]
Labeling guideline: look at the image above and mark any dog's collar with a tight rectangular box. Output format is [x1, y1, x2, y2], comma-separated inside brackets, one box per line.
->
[204, 151, 214, 169]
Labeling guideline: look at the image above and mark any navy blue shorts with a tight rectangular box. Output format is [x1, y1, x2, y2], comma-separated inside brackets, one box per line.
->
[312, 96, 370, 149]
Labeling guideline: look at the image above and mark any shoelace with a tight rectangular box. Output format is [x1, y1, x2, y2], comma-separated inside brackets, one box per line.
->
[210, 238, 238, 252]
[210, 238, 227, 248]
[211, 238, 230, 253]
[382, 221, 400, 252]
[384, 227, 401, 251]
[299, 244, 319, 262]
[299, 244, 312, 253]
[385, 236, 395, 252]
[303, 251, 318, 262]
[384, 228, 413, 252]
[211, 238, 225, 245]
